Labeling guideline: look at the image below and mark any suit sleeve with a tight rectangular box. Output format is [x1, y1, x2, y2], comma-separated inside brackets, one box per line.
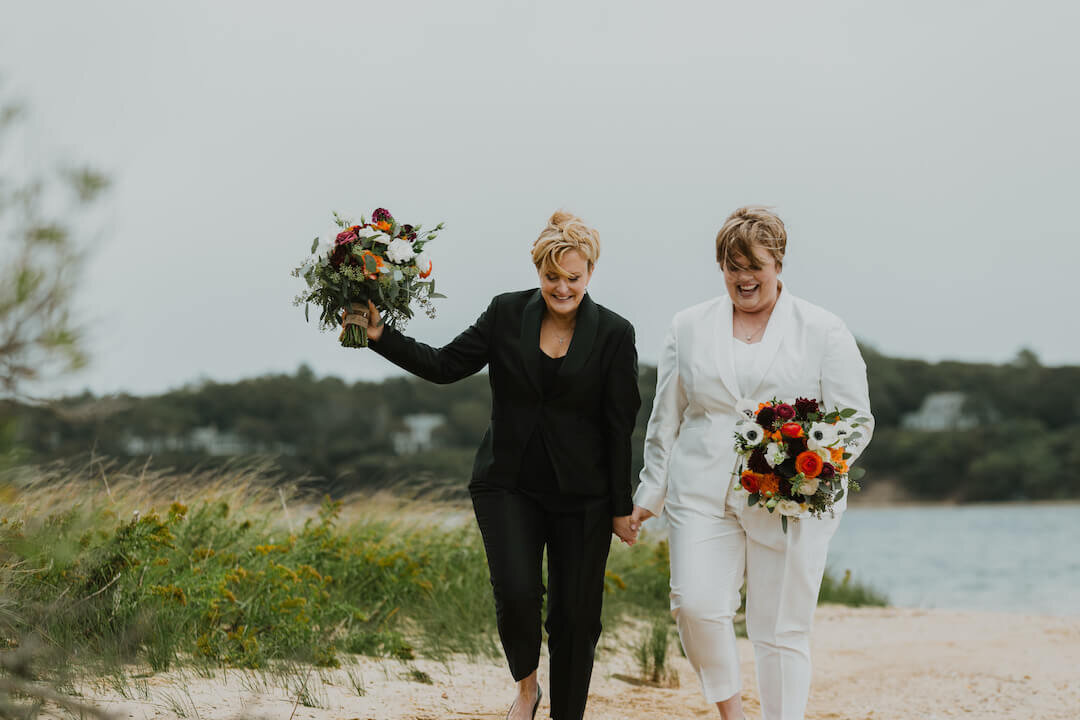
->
[820, 319, 874, 463]
[633, 318, 688, 516]
[368, 296, 496, 384]
[604, 324, 642, 517]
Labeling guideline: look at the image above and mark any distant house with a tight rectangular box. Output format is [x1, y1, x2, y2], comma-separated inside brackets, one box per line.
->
[123, 426, 294, 456]
[900, 392, 978, 431]
[392, 413, 445, 454]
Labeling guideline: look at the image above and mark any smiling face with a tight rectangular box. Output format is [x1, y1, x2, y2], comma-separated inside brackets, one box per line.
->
[722, 243, 782, 314]
[539, 249, 593, 318]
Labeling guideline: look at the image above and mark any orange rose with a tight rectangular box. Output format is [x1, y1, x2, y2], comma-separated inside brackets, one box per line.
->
[780, 422, 804, 439]
[795, 451, 824, 479]
[740, 471, 761, 494]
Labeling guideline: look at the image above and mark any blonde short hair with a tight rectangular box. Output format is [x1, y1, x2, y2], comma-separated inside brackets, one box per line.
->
[531, 210, 600, 277]
[715, 206, 787, 271]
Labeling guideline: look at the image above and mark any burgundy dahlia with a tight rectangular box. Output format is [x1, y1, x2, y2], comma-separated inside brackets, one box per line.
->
[330, 243, 357, 269]
[786, 437, 808, 456]
[756, 406, 777, 428]
[748, 447, 772, 474]
[819, 463, 836, 480]
[775, 403, 796, 421]
[372, 208, 393, 223]
[776, 458, 797, 479]
[794, 397, 819, 420]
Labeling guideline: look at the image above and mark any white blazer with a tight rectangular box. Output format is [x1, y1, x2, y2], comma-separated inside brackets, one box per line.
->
[634, 287, 874, 519]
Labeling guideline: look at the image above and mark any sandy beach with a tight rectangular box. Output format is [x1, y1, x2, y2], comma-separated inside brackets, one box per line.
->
[69, 606, 1079, 720]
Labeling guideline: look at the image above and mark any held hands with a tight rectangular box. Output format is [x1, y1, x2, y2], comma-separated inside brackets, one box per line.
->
[628, 505, 655, 536]
[612, 515, 638, 546]
[343, 300, 384, 343]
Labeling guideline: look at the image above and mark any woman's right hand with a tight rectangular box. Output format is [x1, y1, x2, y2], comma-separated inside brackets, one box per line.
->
[629, 505, 655, 534]
[344, 301, 384, 343]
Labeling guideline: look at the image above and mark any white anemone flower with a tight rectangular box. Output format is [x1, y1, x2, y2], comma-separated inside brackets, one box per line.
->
[834, 419, 856, 439]
[386, 238, 417, 264]
[737, 421, 765, 446]
[735, 397, 758, 419]
[807, 422, 839, 451]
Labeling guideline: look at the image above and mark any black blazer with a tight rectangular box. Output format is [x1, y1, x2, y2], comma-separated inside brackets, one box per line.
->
[370, 289, 641, 516]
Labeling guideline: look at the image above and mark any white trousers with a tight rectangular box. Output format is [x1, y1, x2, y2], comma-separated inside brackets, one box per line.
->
[666, 481, 840, 720]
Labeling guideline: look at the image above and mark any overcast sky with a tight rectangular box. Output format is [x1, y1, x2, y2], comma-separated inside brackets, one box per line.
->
[2, 0, 1078, 397]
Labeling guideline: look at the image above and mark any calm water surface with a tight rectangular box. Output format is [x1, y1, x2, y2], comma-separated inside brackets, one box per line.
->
[827, 504, 1080, 616]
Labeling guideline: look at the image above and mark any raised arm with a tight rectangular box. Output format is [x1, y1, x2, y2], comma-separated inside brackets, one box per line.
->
[633, 319, 688, 517]
[367, 296, 497, 384]
[820, 319, 874, 463]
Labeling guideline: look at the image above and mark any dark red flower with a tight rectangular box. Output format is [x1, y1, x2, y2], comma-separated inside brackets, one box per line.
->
[786, 437, 808, 456]
[400, 224, 417, 241]
[779, 477, 793, 497]
[330, 243, 353, 269]
[795, 397, 819, 420]
[776, 403, 796, 421]
[372, 208, 393, 224]
[756, 406, 777, 428]
[748, 447, 772, 474]
[819, 463, 836, 480]
[335, 225, 360, 245]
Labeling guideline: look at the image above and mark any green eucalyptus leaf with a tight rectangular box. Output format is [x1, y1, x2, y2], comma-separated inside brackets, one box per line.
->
[840, 408, 857, 418]
[310, 237, 319, 254]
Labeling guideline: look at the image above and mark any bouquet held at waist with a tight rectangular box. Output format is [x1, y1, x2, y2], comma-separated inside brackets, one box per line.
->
[292, 207, 446, 347]
[733, 397, 868, 533]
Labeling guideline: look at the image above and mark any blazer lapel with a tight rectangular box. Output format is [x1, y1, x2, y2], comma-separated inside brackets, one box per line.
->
[558, 292, 598, 378]
[714, 297, 742, 401]
[518, 290, 544, 395]
[742, 286, 795, 398]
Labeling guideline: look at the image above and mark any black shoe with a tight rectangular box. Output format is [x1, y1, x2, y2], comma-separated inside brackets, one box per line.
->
[530, 686, 542, 719]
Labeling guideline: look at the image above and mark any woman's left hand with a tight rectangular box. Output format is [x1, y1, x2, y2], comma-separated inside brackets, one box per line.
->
[612, 515, 638, 546]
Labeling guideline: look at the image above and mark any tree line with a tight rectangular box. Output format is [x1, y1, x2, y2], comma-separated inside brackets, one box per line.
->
[4, 346, 1079, 503]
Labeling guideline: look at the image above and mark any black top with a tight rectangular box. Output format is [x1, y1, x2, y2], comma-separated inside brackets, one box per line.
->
[369, 290, 641, 516]
[519, 351, 565, 494]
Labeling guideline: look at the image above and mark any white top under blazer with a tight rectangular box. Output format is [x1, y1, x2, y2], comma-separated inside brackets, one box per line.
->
[634, 287, 875, 519]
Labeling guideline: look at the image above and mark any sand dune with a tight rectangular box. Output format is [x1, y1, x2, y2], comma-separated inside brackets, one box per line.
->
[76, 606, 1080, 720]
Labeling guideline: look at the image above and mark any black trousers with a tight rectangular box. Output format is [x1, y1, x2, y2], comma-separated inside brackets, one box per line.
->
[471, 487, 612, 720]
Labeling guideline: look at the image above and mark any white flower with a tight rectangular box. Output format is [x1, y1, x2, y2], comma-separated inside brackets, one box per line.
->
[737, 421, 764, 446]
[807, 422, 839, 451]
[735, 397, 758, 419]
[414, 251, 432, 276]
[797, 477, 820, 496]
[777, 499, 805, 516]
[834, 420, 856, 439]
[386, 238, 417, 264]
[764, 442, 787, 468]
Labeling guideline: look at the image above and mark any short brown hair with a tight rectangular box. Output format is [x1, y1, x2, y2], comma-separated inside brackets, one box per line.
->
[531, 210, 600, 276]
[715, 206, 787, 271]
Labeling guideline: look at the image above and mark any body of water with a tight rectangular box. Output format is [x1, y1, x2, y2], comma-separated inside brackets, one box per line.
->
[827, 503, 1080, 616]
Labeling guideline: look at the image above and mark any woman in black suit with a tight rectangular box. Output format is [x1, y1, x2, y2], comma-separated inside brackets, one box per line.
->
[347, 210, 641, 720]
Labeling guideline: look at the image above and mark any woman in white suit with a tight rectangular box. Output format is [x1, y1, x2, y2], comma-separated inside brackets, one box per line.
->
[629, 207, 873, 720]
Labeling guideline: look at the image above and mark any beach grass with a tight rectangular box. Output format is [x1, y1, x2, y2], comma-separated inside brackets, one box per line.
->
[0, 460, 886, 694]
